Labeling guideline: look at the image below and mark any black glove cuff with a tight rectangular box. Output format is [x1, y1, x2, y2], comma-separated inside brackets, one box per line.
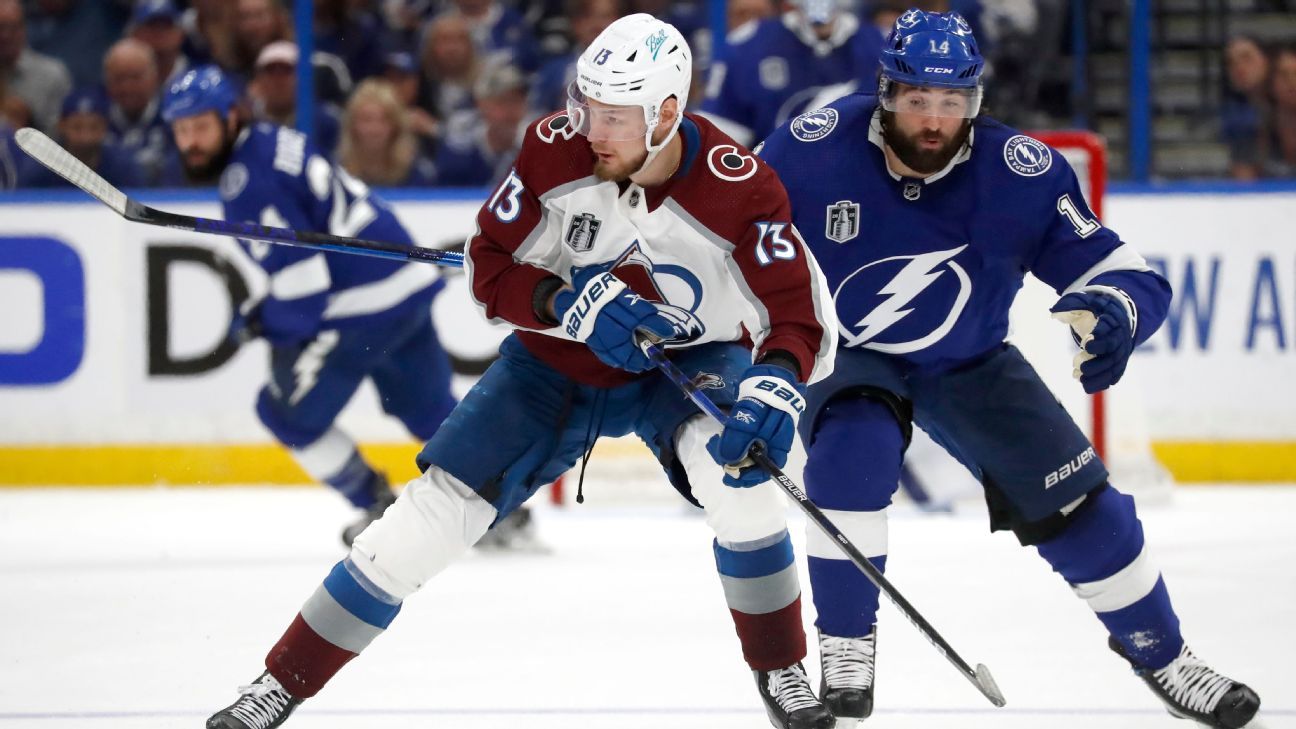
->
[532, 275, 566, 326]
[756, 349, 802, 381]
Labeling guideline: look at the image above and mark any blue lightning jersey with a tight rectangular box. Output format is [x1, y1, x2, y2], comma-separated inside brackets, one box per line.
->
[701, 13, 882, 147]
[758, 95, 1171, 375]
[221, 123, 442, 345]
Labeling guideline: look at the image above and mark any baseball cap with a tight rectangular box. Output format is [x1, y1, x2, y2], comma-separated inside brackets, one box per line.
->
[61, 88, 110, 120]
[132, 0, 178, 26]
[256, 41, 300, 70]
[473, 63, 526, 99]
[383, 51, 418, 75]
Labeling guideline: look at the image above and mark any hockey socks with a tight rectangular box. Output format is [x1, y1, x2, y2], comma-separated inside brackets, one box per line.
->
[1036, 485, 1184, 670]
[267, 558, 402, 698]
[713, 530, 807, 670]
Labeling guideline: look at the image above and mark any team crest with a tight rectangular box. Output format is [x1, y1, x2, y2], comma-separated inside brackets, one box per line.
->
[759, 57, 789, 90]
[825, 200, 859, 243]
[1003, 135, 1053, 177]
[790, 108, 838, 142]
[565, 213, 601, 252]
[691, 372, 726, 390]
[220, 162, 248, 200]
[536, 112, 578, 143]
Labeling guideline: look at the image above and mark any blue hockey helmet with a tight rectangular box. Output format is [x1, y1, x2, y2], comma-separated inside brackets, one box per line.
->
[161, 65, 238, 123]
[878, 9, 984, 118]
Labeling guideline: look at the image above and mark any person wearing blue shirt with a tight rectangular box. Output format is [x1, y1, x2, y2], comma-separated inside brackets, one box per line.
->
[103, 39, 172, 185]
[160, 66, 457, 546]
[19, 87, 144, 189]
[757, 10, 1262, 728]
[433, 62, 527, 187]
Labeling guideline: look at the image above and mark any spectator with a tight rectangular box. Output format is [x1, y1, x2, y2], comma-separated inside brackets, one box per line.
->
[529, 0, 621, 115]
[1223, 36, 1272, 180]
[178, 0, 235, 68]
[248, 40, 341, 154]
[230, 0, 291, 79]
[0, 0, 71, 134]
[447, 0, 540, 72]
[337, 78, 435, 187]
[382, 50, 439, 152]
[314, 0, 385, 83]
[18, 87, 144, 188]
[1265, 43, 1296, 176]
[23, 0, 130, 89]
[130, 0, 191, 86]
[103, 38, 170, 185]
[434, 62, 527, 186]
[0, 92, 29, 189]
[420, 13, 482, 121]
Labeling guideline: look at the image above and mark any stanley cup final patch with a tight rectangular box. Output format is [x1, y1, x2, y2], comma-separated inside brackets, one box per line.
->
[825, 200, 860, 243]
[565, 212, 601, 252]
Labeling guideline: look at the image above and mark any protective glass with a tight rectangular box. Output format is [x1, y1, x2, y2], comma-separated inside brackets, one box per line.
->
[880, 81, 983, 119]
[566, 82, 649, 142]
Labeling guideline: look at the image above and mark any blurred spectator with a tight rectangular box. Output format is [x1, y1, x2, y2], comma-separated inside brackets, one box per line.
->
[435, 62, 527, 186]
[18, 87, 144, 188]
[0, 92, 30, 189]
[248, 40, 342, 154]
[701, 0, 882, 146]
[103, 38, 170, 184]
[24, 0, 130, 89]
[382, 50, 439, 152]
[530, 0, 621, 116]
[728, 0, 776, 32]
[0, 0, 71, 133]
[447, 0, 540, 72]
[1223, 36, 1272, 180]
[1265, 43, 1296, 176]
[315, 0, 385, 83]
[130, 0, 191, 86]
[337, 78, 435, 186]
[179, 0, 235, 68]
[420, 13, 482, 121]
[231, 0, 291, 79]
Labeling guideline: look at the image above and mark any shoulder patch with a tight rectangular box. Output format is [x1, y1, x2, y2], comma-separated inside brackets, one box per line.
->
[707, 144, 759, 182]
[219, 162, 248, 201]
[1003, 135, 1053, 177]
[536, 111, 577, 144]
[790, 108, 838, 142]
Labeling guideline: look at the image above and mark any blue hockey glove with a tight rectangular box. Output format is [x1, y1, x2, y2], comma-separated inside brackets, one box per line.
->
[706, 364, 805, 487]
[552, 266, 676, 372]
[1050, 290, 1135, 394]
[228, 303, 263, 346]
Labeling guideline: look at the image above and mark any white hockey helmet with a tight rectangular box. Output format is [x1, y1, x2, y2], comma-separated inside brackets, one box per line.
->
[567, 13, 692, 168]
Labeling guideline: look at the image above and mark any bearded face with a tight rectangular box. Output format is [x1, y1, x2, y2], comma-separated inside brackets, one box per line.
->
[880, 107, 972, 175]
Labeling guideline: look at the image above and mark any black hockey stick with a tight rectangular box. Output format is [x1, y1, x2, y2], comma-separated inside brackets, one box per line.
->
[638, 337, 1007, 708]
[14, 128, 465, 268]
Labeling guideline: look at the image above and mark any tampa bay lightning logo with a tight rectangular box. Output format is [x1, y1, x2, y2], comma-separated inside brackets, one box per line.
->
[610, 242, 707, 344]
[220, 162, 248, 200]
[896, 9, 923, 29]
[790, 108, 838, 142]
[835, 245, 972, 352]
[1003, 135, 1053, 177]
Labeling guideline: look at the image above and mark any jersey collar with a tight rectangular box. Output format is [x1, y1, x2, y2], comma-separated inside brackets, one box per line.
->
[867, 108, 974, 185]
[782, 11, 859, 57]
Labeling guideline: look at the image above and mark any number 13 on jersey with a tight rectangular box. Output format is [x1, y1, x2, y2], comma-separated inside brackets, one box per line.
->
[753, 222, 799, 266]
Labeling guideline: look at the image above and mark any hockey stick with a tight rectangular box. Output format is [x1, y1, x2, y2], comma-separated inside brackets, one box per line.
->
[638, 338, 1007, 708]
[14, 128, 465, 268]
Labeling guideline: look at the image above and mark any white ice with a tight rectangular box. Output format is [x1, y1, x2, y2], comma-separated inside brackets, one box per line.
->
[0, 485, 1293, 729]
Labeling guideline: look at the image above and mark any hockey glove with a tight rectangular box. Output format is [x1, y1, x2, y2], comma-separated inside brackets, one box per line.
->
[553, 266, 676, 373]
[227, 303, 263, 346]
[1050, 290, 1135, 394]
[706, 364, 805, 487]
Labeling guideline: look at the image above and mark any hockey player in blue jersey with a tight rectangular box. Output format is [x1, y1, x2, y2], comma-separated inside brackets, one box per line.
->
[161, 66, 457, 546]
[701, 0, 882, 148]
[758, 10, 1262, 728]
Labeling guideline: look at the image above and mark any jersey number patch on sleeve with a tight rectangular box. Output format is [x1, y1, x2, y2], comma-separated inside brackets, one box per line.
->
[1057, 193, 1101, 238]
[753, 222, 798, 266]
[488, 169, 526, 223]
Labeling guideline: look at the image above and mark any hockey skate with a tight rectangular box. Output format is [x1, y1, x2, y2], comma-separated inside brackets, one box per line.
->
[818, 629, 876, 722]
[206, 671, 301, 729]
[340, 472, 396, 547]
[473, 506, 548, 552]
[1111, 638, 1260, 728]
[755, 661, 837, 729]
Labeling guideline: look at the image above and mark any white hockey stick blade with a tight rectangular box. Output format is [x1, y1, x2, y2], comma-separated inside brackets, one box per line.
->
[974, 664, 1007, 707]
[15, 128, 128, 215]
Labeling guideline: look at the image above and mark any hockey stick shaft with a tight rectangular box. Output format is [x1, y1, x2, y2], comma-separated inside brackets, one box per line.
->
[14, 128, 465, 269]
[638, 339, 1007, 707]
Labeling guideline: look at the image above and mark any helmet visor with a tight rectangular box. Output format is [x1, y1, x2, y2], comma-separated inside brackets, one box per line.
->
[880, 81, 983, 119]
[566, 82, 649, 143]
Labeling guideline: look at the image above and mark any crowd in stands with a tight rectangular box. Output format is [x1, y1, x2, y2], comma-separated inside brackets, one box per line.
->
[0, 0, 1292, 189]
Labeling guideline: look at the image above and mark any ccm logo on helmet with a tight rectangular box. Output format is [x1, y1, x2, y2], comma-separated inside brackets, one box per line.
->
[924, 67, 954, 73]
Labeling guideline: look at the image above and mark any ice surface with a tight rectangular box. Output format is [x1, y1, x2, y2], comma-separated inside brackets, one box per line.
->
[0, 485, 1292, 728]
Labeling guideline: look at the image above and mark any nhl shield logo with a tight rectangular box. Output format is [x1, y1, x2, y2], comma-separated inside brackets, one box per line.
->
[566, 213, 601, 252]
[825, 200, 860, 243]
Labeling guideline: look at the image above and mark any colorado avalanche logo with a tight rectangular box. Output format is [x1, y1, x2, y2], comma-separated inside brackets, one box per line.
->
[691, 372, 726, 390]
[790, 108, 838, 142]
[835, 245, 972, 353]
[536, 111, 577, 143]
[707, 145, 759, 182]
[1003, 135, 1053, 177]
[609, 242, 707, 344]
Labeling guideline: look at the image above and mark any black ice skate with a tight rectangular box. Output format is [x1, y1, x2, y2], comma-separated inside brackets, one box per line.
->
[818, 629, 876, 721]
[1110, 638, 1260, 728]
[206, 671, 302, 729]
[340, 471, 396, 547]
[474, 506, 548, 552]
[755, 661, 837, 729]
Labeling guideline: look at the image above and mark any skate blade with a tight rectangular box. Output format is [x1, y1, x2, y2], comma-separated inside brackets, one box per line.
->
[974, 663, 1007, 707]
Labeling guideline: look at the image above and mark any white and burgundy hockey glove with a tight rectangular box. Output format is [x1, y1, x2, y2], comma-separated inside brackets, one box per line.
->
[1050, 289, 1136, 394]
[706, 364, 805, 487]
[553, 267, 676, 373]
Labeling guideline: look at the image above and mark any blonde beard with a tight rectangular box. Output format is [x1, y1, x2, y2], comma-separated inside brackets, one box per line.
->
[593, 147, 649, 182]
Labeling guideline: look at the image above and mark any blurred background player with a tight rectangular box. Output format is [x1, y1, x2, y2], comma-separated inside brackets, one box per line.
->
[203, 15, 840, 729]
[159, 65, 456, 546]
[758, 9, 1262, 728]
